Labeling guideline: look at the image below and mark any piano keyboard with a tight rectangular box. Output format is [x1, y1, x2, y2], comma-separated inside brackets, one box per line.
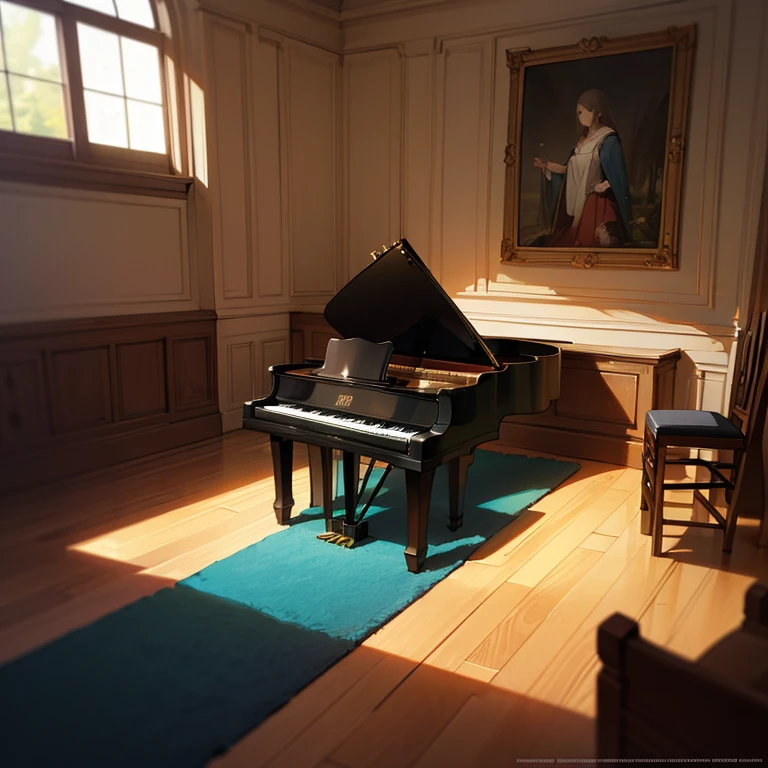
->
[263, 404, 423, 442]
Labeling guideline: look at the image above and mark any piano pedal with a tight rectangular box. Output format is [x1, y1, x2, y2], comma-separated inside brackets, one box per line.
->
[316, 518, 370, 548]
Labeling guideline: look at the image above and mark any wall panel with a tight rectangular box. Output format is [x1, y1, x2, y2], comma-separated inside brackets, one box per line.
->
[286, 44, 340, 297]
[403, 40, 434, 266]
[217, 314, 290, 432]
[207, 17, 254, 301]
[0, 183, 192, 322]
[49, 347, 112, 434]
[174, 337, 215, 410]
[116, 340, 167, 420]
[436, 39, 493, 294]
[253, 34, 286, 300]
[345, 49, 403, 278]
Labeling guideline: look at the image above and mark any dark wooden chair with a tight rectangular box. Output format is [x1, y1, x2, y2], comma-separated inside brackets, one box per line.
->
[640, 310, 768, 556]
[597, 582, 768, 761]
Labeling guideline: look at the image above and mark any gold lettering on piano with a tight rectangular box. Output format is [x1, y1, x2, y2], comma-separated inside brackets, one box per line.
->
[335, 394, 354, 407]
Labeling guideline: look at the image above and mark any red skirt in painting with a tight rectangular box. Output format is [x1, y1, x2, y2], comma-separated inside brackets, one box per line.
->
[548, 191, 626, 248]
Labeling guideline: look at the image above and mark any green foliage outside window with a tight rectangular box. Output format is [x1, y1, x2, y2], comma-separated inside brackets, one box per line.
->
[0, 1, 69, 139]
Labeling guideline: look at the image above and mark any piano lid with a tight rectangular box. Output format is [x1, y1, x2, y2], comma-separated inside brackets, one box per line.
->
[324, 239, 501, 370]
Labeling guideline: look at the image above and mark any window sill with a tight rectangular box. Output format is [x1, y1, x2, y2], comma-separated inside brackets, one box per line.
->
[0, 152, 194, 198]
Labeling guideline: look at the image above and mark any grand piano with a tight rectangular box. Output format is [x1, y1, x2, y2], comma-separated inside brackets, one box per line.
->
[243, 239, 561, 572]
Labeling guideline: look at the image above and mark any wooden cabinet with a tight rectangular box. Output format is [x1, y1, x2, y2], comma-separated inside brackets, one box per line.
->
[501, 345, 680, 468]
[289, 313, 680, 469]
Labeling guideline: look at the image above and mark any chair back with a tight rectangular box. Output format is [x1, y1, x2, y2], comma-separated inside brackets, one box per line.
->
[597, 599, 768, 760]
[730, 309, 768, 439]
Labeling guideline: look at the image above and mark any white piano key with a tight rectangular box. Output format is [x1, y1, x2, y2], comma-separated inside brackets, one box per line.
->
[263, 404, 422, 442]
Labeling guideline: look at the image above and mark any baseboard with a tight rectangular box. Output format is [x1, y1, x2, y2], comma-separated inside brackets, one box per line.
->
[222, 409, 244, 433]
[0, 414, 222, 496]
[499, 421, 642, 469]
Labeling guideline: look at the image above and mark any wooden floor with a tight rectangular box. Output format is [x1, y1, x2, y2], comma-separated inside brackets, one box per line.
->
[2, 430, 767, 766]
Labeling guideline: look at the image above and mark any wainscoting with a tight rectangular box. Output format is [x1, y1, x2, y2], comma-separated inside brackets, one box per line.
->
[0, 311, 221, 494]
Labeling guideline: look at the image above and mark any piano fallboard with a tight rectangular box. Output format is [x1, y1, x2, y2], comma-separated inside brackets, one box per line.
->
[274, 366, 441, 429]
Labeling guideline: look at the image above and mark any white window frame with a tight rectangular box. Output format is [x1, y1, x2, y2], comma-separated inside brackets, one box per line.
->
[0, 0, 190, 188]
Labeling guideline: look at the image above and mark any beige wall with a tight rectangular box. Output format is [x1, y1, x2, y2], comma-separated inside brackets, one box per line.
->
[2, 0, 766, 430]
[342, 0, 768, 412]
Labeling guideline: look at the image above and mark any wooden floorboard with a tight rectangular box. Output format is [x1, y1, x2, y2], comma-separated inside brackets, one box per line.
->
[1, 429, 766, 766]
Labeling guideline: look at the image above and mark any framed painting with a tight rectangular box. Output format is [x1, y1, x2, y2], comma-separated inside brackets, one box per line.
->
[501, 26, 696, 269]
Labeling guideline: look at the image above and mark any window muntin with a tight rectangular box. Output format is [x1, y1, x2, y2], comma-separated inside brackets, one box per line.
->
[0, 1, 69, 139]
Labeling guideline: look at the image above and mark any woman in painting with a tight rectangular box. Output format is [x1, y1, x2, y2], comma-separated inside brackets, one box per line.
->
[533, 89, 632, 247]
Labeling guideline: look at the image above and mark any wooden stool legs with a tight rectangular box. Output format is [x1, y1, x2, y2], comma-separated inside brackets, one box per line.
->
[651, 443, 667, 556]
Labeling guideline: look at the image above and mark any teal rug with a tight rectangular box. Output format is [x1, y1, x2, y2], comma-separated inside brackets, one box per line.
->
[0, 449, 578, 767]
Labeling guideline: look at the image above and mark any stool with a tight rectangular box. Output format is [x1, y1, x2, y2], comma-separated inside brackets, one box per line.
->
[641, 409, 746, 556]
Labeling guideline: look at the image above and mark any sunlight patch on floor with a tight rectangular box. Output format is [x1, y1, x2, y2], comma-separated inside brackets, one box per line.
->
[68, 470, 309, 566]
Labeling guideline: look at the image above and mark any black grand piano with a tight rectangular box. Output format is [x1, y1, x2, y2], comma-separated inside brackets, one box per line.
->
[243, 239, 561, 572]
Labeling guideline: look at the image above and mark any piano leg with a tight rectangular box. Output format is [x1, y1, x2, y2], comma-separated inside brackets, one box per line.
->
[342, 451, 359, 524]
[319, 447, 334, 532]
[404, 468, 435, 573]
[308, 444, 324, 508]
[448, 451, 475, 532]
[270, 435, 294, 524]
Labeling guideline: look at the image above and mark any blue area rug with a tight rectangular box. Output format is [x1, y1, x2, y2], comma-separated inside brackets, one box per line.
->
[0, 449, 578, 768]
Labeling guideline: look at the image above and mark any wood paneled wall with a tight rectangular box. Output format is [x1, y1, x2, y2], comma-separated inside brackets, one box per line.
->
[202, 13, 342, 430]
[204, 14, 343, 309]
[339, 0, 768, 413]
[217, 314, 291, 432]
[0, 311, 220, 494]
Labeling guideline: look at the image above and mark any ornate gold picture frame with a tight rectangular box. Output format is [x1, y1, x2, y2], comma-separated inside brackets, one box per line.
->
[501, 26, 695, 269]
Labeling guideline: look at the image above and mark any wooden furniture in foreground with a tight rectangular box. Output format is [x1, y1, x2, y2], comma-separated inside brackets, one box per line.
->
[597, 582, 768, 761]
[290, 313, 680, 469]
[0, 310, 221, 494]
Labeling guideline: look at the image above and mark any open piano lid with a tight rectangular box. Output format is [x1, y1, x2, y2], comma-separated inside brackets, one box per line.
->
[324, 239, 501, 370]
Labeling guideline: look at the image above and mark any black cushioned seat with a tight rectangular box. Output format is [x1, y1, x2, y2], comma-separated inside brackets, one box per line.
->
[646, 410, 745, 440]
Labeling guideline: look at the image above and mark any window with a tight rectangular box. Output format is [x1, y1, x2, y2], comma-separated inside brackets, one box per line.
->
[0, 0, 183, 174]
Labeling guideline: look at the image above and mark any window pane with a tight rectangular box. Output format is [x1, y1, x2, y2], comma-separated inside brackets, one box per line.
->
[127, 99, 163, 152]
[115, 0, 154, 29]
[78, 23, 123, 96]
[84, 89, 127, 147]
[8, 74, 68, 137]
[121, 37, 161, 104]
[67, 0, 116, 16]
[1, 1, 62, 82]
[0, 76, 12, 130]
